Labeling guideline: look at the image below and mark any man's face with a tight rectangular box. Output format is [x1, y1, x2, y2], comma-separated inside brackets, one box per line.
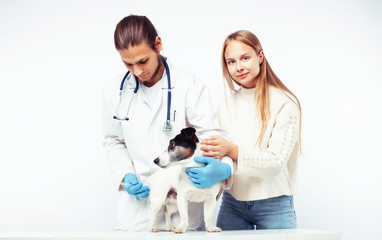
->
[118, 40, 163, 87]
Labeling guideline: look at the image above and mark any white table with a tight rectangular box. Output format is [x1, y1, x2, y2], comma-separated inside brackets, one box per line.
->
[0, 229, 340, 240]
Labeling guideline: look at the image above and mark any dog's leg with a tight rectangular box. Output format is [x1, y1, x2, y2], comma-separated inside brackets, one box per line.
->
[148, 205, 161, 232]
[164, 198, 177, 232]
[148, 194, 167, 232]
[204, 197, 222, 232]
[173, 195, 188, 233]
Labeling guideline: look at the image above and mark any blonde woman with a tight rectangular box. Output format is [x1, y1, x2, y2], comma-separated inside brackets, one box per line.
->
[199, 30, 302, 230]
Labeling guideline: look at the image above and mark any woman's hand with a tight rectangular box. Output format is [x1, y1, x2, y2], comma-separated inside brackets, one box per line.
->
[200, 135, 238, 161]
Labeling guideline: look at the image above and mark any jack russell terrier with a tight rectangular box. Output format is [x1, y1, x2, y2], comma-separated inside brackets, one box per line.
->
[145, 127, 222, 233]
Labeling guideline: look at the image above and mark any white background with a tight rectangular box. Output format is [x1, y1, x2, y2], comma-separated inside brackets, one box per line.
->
[0, 0, 381, 239]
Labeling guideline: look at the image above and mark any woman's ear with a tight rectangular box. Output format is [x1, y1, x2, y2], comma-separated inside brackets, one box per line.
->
[258, 50, 264, 64]
[155, 36, 162, 53]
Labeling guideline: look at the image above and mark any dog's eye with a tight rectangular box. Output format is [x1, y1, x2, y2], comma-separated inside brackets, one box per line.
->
[169, 141, 175, 150]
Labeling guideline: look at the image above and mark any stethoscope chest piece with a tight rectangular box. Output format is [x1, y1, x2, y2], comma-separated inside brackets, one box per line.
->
[163, 120, 172, 131]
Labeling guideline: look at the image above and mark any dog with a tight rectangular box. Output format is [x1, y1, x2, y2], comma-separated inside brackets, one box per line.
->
[144, 127, 222, 233]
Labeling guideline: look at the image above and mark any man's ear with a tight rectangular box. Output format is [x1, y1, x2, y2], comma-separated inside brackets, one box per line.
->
[155, 36, 162, 53]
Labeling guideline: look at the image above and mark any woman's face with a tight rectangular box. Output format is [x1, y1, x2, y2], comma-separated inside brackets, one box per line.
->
[224, 40, 263, 89]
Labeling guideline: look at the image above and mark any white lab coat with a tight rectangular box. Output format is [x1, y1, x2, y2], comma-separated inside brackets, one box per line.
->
[102, 61, 232, 231]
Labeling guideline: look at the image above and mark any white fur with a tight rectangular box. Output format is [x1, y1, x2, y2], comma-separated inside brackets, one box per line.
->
[145, 144, 222, 233]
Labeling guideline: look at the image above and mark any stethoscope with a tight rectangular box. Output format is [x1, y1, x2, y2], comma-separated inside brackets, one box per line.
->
[113, 57, 172, 132]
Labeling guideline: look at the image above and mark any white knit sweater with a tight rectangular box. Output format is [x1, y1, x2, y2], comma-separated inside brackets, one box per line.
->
[218, 86, 300, 201]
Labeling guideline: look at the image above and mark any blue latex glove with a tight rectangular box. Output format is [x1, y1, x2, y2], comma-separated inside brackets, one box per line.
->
[186, 156, 231, 189]
[123, 173, 150, 199]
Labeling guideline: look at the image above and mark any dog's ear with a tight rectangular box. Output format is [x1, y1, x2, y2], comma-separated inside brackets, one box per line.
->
[181, 127, 199, 143]
[181, 127, 196, 139]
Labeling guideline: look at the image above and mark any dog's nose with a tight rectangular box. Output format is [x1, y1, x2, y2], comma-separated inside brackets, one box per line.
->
[154, 158, 159, 165]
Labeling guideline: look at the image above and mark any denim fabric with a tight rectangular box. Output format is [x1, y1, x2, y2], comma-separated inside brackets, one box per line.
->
[217, 192, 297, 230]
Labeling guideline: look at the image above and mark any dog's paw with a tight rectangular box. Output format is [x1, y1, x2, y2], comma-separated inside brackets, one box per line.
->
[149, 227, 160, 232]
[166, 225, 176, 232]
[206, 226, 222, 232]
[173, 227, 186, 234]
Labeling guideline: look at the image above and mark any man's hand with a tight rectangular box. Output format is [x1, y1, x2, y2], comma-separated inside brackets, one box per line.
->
[123, 173, 150, 199]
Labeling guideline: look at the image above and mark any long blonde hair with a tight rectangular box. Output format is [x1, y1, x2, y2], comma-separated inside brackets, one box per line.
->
[222, 30, 302, 147]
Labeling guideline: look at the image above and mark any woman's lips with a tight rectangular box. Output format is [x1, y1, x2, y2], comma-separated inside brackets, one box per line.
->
[237, 73, 248, 78]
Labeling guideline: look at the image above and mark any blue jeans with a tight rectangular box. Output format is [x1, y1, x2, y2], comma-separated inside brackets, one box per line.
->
[217, 192, 297, 230]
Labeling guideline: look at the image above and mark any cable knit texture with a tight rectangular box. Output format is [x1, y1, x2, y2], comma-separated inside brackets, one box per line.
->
[218, 86, 300, 201]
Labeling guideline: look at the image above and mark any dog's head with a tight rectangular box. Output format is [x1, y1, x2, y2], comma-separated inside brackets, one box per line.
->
[154, 127, 199, 167]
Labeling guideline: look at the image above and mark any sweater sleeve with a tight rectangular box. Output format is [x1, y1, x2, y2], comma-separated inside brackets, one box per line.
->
[236, 101, 300, 177]
[184, 77, 233, 189]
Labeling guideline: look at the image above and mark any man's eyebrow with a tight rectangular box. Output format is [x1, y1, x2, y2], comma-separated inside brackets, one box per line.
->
[123, 57, 149, 65]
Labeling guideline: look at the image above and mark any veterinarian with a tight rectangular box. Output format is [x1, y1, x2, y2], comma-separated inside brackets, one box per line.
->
[102, 15, 233, 231]
[196, 30, 301, 230]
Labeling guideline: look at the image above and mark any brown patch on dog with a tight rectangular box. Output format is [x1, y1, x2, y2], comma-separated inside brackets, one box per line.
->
[167, 188, 177, 199]
[192, 134, 199, 144]
[177, 146, 194, 160]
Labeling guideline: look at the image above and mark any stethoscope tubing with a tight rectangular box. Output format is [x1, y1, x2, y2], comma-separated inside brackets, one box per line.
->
[113, 57, 172, 131]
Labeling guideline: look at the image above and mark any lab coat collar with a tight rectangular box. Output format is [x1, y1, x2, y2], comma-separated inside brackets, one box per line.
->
[125, 58, 176, 90]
